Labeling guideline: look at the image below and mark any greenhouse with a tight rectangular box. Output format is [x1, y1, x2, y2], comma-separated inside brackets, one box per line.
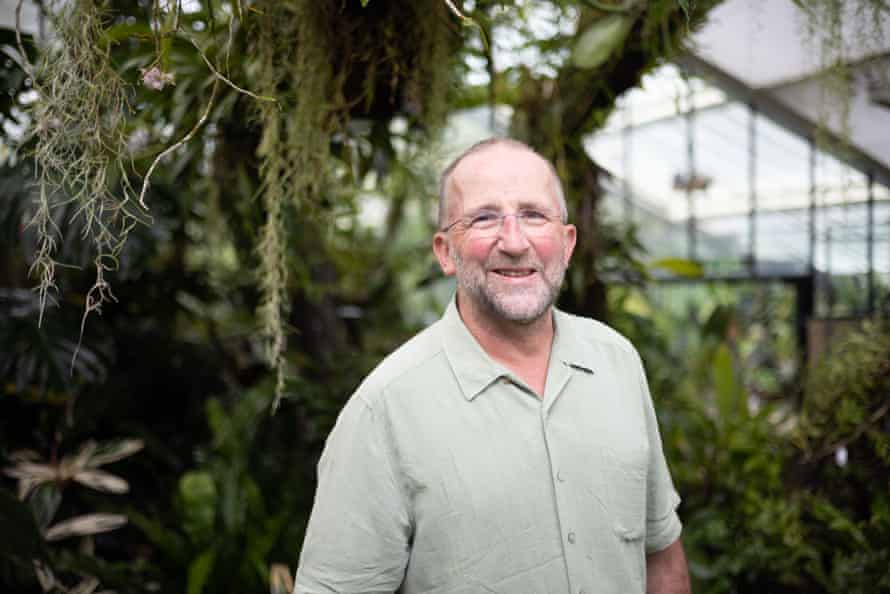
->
[1, 1, 889, 593]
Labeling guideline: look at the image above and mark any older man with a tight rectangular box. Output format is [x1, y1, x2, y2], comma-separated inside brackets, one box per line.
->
[294, 138, 690, 594]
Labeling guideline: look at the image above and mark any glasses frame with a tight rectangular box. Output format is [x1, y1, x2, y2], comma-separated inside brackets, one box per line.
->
[439, 209, 564, 236]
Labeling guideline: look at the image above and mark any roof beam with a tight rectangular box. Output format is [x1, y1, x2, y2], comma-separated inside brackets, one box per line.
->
[675, 53, 890, 188]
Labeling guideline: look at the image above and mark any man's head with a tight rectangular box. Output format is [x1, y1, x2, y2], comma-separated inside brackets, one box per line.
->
[433, 138, 576, 325]
[436, 138, 568, 229]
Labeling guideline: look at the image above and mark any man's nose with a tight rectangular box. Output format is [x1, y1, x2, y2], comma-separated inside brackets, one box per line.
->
[496, 214, 530, 254]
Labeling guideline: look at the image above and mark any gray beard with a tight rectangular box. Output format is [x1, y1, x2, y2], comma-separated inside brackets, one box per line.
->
[451, 250, 565, 325]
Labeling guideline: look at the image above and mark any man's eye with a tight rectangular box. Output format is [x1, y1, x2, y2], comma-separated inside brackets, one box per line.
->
[470, 213, 499, 227]
[521, 210, 548, 224]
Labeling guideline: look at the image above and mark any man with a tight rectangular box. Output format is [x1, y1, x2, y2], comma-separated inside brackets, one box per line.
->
[295, 138, 690, 594]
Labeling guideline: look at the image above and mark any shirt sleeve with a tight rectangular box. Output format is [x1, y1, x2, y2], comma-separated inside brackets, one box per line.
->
[294, 393, 411, 593]
[635, 353, 683, 553]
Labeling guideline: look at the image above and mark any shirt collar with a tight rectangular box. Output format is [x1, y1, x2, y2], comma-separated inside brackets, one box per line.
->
[551, 308, 598, 374]
[440, 297, 596, 401]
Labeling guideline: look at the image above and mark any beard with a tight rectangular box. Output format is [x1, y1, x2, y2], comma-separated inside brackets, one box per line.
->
[450, 247, 566, 325]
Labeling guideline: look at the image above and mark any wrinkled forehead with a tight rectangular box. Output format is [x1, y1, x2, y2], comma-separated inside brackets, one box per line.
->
[446, 145, 560, 216]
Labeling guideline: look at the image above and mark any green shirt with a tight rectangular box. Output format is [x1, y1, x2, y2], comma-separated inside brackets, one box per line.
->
[295, 300, 682, 594]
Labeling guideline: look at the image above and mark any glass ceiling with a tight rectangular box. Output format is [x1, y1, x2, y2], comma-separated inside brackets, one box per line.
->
[587, 63, 890, 289]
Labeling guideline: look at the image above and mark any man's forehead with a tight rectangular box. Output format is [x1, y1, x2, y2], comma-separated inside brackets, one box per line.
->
[451, 144, 549, 180]
[449, 145, 554, 203]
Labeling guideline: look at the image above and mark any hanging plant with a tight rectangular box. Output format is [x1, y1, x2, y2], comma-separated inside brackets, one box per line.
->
[796, 0, 888, 151]
[13, 0, 466, 409]
[18, 0, 143, 332]
[253, 0, 337, 410]
[250, 0, 457, 409]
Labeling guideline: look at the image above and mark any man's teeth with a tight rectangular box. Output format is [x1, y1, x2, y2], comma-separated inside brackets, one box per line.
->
[496, 270, 532, 277]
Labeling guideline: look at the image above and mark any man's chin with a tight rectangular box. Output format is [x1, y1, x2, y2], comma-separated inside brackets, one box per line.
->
[487, 295, 551, 324]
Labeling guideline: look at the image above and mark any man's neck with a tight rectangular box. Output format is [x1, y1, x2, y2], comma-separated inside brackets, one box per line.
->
[456, 294, 555, 395]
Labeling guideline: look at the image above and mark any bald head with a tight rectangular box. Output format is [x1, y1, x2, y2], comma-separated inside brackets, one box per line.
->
[437, 138, 568, 229]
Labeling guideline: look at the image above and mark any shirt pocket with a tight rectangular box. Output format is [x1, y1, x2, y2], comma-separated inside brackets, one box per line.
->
[603, 445, 648, 587]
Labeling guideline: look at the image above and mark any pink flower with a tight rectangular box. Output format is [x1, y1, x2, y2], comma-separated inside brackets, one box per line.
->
[140, 66, 175, 91]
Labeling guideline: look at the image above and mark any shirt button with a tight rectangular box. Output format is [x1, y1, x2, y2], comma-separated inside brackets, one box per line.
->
[556, 470, 566, 482]
[567, 532, 576, 544]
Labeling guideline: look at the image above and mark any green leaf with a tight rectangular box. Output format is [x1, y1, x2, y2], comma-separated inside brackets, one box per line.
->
[30, 483, 62, 531]
[713, 343, 746, 421]
[101, 22, 154, 46]
[187, 548, 217, 594]
[649, 258, 704, 278]
[572, 14, 633, 70]
[129, 510, 188, 562]
[677, 0, 690, 24]
[178, 471, 217, 545]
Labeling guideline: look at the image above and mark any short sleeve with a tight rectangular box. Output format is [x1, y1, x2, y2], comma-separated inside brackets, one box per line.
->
[294, 394, 411, 593]
[635, 353, 683, 553]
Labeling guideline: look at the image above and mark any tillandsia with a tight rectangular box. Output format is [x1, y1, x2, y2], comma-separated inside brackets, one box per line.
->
[17, 0, 273, 373]
[254, 0, 336, 411]
[251, 0, 456, 410]
[18, 0, 143, 332]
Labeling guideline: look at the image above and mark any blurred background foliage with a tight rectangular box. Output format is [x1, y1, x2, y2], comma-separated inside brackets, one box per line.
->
[1, 0, 889, 593]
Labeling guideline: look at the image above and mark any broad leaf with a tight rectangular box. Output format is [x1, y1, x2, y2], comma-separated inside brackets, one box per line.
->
[649, 258, 704, 278]
[713, 343, 746, 421]
[187, 548, 217, 594]
[86, 439, 145, 468]
[73, 469, 130, 494]
[44, 514, 127, 541]
[572, 14, 633, 70]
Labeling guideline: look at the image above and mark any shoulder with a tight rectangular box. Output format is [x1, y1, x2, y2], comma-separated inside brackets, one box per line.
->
[351, 318, 449, 409]
[557, 309, 639, 357]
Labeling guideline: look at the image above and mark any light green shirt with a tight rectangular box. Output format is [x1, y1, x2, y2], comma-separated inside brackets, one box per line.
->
[295, 300, 682, 594]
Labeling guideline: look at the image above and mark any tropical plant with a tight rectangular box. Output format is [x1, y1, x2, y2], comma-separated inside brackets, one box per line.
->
[2, 439, 143, 593]
[3, 0, 888, 593]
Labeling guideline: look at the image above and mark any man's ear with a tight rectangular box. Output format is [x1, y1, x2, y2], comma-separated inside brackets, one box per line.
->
[562, 224, 577, 265]
[433, 232, 456, 276]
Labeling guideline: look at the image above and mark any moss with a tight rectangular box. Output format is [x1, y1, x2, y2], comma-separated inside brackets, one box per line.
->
[250, 0, 457, 407]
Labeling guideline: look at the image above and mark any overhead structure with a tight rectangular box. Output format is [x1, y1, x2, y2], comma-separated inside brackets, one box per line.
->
[587, 0, 890, 321]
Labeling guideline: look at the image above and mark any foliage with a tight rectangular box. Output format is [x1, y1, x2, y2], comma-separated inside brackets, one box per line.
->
[3, 0, 888, 593]
[22, 0, 143, 333]
[127, 385, 310, 594]
[613, 285, 890, 593]
[1, 438, 143, 593]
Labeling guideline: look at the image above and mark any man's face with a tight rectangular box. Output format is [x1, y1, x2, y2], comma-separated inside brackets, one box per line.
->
[433, 145, 576, 325]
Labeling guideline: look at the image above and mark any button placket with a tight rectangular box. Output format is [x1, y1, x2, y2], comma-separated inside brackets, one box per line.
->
[541, 406, 588, 594]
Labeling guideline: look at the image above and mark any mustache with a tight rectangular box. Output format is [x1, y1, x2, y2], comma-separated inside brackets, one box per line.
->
[485, 258, 542, 270]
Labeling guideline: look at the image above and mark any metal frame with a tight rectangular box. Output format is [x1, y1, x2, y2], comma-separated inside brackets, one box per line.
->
[675, 53, 890, 189]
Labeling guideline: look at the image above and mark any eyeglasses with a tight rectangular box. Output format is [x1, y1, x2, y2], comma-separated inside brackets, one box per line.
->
[440, 209, 562, 237]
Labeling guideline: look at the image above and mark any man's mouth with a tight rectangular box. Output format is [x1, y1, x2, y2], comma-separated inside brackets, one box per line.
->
[492, 268, 536, 278]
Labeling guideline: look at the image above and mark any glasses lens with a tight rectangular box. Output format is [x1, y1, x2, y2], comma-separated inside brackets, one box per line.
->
[468, 212, 556, 237]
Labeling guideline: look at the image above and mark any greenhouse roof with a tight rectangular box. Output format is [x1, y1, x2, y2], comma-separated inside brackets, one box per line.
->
[687, 0, 890, 183]
[584, 0, 890, 282]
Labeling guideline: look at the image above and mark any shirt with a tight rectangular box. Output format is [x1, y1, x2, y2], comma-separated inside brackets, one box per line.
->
[294, 299, 682, 594]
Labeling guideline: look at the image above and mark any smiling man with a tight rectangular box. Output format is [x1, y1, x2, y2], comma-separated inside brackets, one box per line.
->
[294, 138, 690, 594]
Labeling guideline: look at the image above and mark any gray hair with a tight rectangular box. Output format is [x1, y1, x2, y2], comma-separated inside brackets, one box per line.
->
[437, 137, 568, 229]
